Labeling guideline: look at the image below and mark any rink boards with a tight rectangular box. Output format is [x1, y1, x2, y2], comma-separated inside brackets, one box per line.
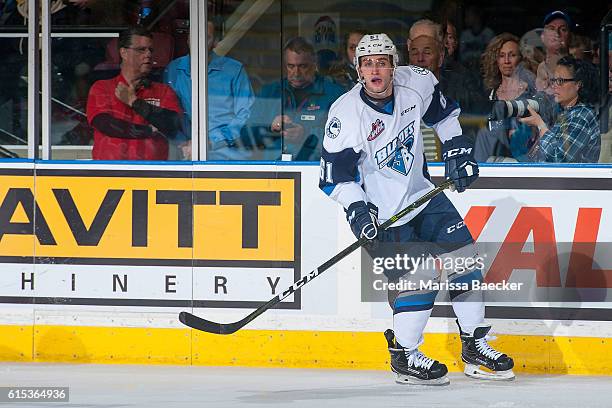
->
[0, 161, 611, 374]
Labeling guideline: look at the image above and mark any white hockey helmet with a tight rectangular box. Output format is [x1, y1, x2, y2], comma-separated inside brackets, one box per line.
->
[353, 33, 399, 68]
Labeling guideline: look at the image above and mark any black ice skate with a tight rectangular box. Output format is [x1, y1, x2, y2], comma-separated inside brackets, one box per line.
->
[456, 320, 515, 380]
[384, 329, 449, 385]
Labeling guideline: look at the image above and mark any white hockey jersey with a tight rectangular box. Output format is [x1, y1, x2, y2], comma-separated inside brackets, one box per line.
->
[319, 65, 463, 226]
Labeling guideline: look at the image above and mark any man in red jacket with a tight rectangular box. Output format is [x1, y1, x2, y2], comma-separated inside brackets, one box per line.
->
[87, 27, 182, 160]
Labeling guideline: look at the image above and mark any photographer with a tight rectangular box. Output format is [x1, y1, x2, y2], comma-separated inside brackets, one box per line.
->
[519, 56, 600, 163]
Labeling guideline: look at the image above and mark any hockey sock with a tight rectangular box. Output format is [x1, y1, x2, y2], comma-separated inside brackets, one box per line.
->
[452, 299, 485, 335]
[449, 269, 485, 334]
[393, 307, 434, 350]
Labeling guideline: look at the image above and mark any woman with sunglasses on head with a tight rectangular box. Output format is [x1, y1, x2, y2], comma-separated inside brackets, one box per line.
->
[520, 56, 600, 162]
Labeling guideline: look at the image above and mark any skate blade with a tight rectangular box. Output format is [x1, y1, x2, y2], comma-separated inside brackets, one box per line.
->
[395, 373, 450, 386]
[464, 364, 515, 381]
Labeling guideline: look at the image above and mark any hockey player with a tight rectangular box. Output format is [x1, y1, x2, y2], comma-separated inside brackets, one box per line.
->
[319, 34, 514, 385]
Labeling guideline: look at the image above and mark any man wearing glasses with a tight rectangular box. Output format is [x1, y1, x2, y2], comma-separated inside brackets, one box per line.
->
[87, 27, 182, 160]
[251, 37, 344, 161]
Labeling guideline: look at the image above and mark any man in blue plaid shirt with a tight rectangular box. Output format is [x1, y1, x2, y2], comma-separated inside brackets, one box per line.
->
[520, 56, 600, 162]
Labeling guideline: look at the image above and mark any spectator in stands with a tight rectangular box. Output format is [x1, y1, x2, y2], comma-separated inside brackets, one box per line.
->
[592, 41, 601, 66]
[474, 33, 537, 162]
[407, 18, 443, 49]
[164, 19, 254, 160]
[86, 27, 182, 160]
[409, 34, 444, 78]
[519, 29, 546, 75]
[408, 19, 486, 115]
[328, 28, 367, 91]
[443, 20, 459, 60]
[536, 10, 572, 95]
[520, 56, 600, 163]
[250, 37, 344, 161]
[569, 34, 594, 63]
[459, 6, 494, 66]
[406, 33, 445, 161]
[600, 44, 612, 163]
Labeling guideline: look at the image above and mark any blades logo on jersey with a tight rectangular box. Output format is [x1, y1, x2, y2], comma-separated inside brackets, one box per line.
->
[326, 117, 342, 139]
[374, 121, 415, 176]
[387, 138, 414, 176]
[367, 119, 385, 141]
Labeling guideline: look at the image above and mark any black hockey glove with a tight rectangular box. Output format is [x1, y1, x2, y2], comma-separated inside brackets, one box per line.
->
[442, 136, 479, 193]
[346, 201, 379, 240]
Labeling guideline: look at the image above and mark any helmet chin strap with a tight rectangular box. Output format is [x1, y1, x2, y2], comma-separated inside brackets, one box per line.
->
[360, 67, 396, 99]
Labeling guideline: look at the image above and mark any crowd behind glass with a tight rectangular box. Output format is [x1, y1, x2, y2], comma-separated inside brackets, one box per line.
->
[0, 0, 610, 163]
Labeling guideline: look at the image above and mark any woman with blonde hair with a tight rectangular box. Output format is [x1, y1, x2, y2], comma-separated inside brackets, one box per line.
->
[474, 33, 538, 161]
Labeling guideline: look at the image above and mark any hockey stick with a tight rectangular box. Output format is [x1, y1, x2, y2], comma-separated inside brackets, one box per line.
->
[179, 179, 455, 334]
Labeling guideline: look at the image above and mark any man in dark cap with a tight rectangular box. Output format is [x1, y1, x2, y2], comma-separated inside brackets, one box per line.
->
[536, 10, 573, 94]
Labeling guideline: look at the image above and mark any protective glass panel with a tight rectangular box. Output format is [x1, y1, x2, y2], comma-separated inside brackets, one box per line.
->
[202, 2, 282, 161]
[0, 35, 27, 158]
[49, 0, 190, 160]
[205, 0, 609, 163]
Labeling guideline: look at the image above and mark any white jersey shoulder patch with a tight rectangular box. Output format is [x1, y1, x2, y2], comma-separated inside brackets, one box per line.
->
[323, 87, 364, 152]
[325, 116, 342, 139]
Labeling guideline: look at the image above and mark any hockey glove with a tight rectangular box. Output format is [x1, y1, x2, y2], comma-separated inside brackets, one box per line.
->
[442, 136, 479, 193]
[346, 201, 379, 240]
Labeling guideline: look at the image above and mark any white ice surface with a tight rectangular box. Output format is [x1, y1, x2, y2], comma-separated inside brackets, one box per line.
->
[0, 363, 610, 408]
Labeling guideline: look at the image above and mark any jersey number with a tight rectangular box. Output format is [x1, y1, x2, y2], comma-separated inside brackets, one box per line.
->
[319, 159, 333, 183]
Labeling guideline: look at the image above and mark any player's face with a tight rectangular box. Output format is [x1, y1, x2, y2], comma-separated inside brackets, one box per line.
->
[122, 35, 153, 75]
[409, 35, 442, 74]
[359, 54, 394, 97]
[346, 32, 364, 65]
[285, 50, 316, 89]
[497, 41, 521, 77]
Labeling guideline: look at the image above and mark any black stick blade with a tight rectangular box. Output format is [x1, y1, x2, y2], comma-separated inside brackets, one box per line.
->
[179, 311, 239, 335]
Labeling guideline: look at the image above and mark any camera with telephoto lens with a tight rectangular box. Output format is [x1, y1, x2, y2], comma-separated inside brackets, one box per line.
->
[489, 96, 539, 120]
[488, 93, 555, 123]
